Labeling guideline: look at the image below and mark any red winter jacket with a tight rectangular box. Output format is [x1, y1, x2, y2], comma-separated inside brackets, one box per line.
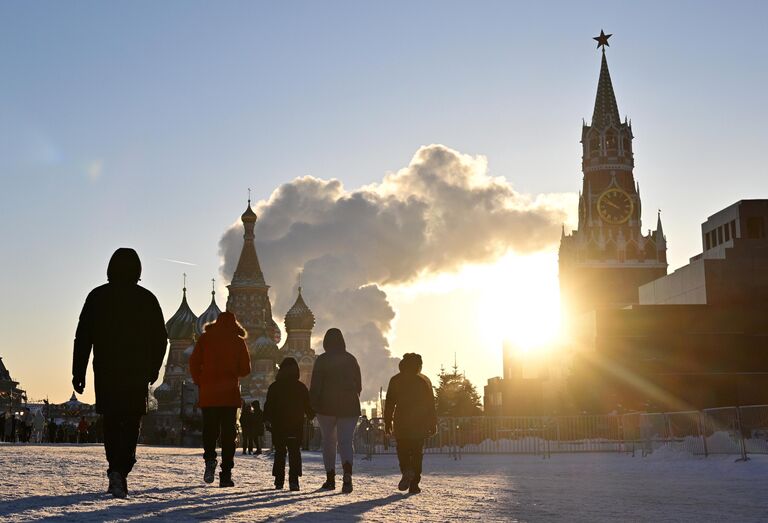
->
[189, 327, 251, 408]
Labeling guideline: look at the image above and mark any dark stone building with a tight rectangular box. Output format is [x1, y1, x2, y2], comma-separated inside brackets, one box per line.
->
[0, 356, 26, 413]
[568, 200, 768, 412]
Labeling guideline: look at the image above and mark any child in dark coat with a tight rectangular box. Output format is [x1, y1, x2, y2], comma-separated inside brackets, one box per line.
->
[384, 353, 437, 494]
[264, 357, 314, 490]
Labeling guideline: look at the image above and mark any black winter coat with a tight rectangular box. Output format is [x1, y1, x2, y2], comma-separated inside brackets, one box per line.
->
[309, 348, 362, 417]
[264, 378, 314, 438]
[384, 372, 437, 439]
[250, 408, 265, 436]
[73, 282, 168, 415]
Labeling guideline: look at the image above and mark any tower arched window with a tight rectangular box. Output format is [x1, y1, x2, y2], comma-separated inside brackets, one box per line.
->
[589, 135, 600, 156]
[622, 136, 631, 155]
[605, 130, 617, 152]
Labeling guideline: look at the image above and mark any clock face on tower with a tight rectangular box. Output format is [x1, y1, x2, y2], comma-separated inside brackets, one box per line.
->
[597, 188, 633, 224]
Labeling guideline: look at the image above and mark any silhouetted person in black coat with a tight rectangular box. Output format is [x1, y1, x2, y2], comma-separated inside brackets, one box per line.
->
[264, 357, 314, 491]
[72, 248, 168, 498]
[240, 401, 253, 455]
[251, 400, 264, 455]
[384, 353, 437, 494]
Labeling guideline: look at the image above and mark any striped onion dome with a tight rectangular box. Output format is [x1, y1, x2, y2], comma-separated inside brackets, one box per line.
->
[165, 288, 198, 341]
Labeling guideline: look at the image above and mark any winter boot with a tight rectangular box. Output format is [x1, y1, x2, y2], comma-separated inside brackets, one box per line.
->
[341, 462, 353, 494]
[321, 469, 336, 490]
[219, 471, 235, 488]
[204, 459, 218, 484]
[274, 476, 285, 489]
[398, 470, 414, 492]
[289, 475, 300, 491]
[408, 480, 421, 494]
[107, 471, 127, 499]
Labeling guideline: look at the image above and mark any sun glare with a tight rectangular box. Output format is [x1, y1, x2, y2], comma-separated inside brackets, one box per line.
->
[388, 250, 563, 365]
[471, 251, 562, 358]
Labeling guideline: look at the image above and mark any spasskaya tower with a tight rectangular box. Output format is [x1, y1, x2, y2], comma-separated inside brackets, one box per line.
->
[559, 31, 667, 320]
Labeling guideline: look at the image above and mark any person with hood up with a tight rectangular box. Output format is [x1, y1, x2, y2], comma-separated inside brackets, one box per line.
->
[239, 400, 253, 455]
[189, 311, 251, 488]
[72, 248, 168, 498]
[384, 353, 437, 494]
[250, 400, 264, 455]
[263, 357, 314, 490]
[309, 328, 361, 493]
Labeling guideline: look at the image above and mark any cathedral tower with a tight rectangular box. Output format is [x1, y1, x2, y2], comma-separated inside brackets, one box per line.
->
[559, 32, 667, 321]
[281, 286, 317, 387]
[226, 200, 280, 340]
[226, 198, 282, 400]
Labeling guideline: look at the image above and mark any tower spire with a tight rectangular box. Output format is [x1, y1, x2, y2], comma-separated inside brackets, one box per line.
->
[591, 31, 621, 129]
[231, 197, 267, 288]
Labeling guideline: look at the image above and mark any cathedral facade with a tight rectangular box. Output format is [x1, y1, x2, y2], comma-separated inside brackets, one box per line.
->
[153, 199, 316, 440]
[559, 37, 667, 323]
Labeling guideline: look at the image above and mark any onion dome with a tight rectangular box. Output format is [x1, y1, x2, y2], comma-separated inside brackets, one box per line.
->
[284, 287, 315, 331]
[269, 317, 282, 344]
[251, 330, 280, 361]
[195, 283, 222, 337]
[241, 199, 257, 223]
[166, 287, 198, 341]
[153, 382, 172, 402]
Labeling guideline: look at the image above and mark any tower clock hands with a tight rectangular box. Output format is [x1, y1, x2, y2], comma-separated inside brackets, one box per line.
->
[602, 199, 621, 210]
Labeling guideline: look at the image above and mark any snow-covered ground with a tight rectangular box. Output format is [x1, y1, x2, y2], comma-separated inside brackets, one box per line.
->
[1, 444, 767, 522]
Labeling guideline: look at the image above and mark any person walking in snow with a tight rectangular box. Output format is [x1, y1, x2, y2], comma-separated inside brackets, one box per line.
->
[78, 416, 89, 444]
[72, 248, 168, 498]
[250, 400, 265, 455]
[309, 328, 362, 493]
[240, 400, 253, 455]
[264, 357, 314, 490]
[384, 353, 437, 494]
[33, 410, 46, 443]
[189, 311, 251, 488]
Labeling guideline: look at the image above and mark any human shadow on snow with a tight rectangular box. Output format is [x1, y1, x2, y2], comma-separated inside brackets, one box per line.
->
[0, 485, 199, 518]
[39, 487, 336, 521]
[282, 493, 405, 522]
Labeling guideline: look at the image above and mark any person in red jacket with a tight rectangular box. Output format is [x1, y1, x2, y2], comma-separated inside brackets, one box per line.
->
[189, 311, 251, 488]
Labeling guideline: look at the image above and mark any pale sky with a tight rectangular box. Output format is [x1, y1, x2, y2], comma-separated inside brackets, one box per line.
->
[1, 1, 767, 404]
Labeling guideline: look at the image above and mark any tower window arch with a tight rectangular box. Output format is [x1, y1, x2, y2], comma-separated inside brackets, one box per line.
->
[589, 134, 600, 156]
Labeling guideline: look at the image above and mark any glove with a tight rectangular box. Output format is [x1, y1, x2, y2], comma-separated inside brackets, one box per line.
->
[72, 375, 85, 394]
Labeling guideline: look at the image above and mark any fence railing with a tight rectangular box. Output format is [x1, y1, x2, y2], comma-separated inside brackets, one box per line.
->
[351, 405, 768, 459]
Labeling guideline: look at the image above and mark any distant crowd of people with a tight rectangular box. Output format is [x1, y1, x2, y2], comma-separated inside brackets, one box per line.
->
[69, 248, 437, 499]
[1, 409, 102, 444]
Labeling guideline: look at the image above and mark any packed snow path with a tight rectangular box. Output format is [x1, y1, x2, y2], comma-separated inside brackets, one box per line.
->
[1, 444, 767, 522]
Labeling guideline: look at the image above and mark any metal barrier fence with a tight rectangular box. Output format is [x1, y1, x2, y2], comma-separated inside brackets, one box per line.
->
[351, 405, 768, 459]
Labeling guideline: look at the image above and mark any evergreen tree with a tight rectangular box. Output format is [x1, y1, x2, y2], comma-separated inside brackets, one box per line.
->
[434, 363, 482, 417]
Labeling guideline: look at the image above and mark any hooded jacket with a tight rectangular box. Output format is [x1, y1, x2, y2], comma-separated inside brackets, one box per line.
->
[384, 357, 437, 439]
[309, 331, 362, 417]
[189, 320, 251, 408]
[263, 360, 314, 437]
[72, 248, 168, 415]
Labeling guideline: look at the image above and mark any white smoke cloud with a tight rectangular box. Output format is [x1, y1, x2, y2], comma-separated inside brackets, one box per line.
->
[219, 144, 571, 400]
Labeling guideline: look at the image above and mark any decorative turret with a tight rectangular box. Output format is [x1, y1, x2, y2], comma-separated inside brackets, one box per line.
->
[195, 279, 222, 337]
[281, 283, 317, 386]
[231, 198, 267, 288]
[154, 278, 199, 435]
[284, 287, 316, 331]
[226, 195, 279, 343]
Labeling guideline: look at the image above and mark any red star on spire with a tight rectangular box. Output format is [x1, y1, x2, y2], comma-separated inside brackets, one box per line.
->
[593, 29, 612, 50]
